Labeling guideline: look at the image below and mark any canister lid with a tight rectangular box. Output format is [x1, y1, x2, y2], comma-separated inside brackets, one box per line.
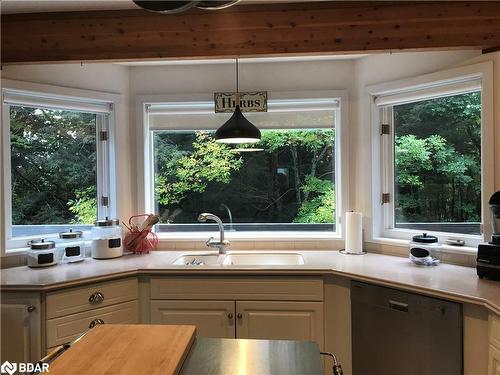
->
[95, 217, 120, 227]
[29, 239, 56, 250]
[411, 233, 438, 244]
[59, 228, 83, 239]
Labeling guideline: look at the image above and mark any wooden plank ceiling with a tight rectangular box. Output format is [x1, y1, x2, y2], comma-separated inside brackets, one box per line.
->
[2, 1, 500, 64]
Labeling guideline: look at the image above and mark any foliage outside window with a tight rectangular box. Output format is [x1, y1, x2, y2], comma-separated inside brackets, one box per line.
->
[153, 127, 335, 232]
[9, 105, 97, 238]
[392, 91, 481, 235]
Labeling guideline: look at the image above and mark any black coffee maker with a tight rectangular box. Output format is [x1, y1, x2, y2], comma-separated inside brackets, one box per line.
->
[477, 191, 500, 280]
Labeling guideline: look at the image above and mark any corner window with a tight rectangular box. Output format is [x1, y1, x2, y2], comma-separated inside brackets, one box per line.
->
[3, 90, 114, 250]
[392, 91, 481, 235]
[145, 98, 341, 234]
[375, 77, 487, 244]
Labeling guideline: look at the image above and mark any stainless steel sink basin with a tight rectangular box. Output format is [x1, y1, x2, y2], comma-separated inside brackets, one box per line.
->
[222, 252, 304, 266]
[173, 254, 222, 266]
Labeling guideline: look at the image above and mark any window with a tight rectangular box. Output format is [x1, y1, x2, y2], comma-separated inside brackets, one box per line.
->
[371, 64, 495, 246]
[391, 92, 481, 235]
[144, 97, 343, 234]
[2, 88, 114, 250]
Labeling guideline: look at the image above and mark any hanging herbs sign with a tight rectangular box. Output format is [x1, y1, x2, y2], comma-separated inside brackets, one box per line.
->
[214, 91, 267, 113]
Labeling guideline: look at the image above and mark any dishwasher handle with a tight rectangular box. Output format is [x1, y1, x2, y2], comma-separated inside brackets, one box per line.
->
[388, 300, 409, 313]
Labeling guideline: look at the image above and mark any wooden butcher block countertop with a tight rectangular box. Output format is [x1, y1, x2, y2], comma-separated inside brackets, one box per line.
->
[49, 324, 196, 375]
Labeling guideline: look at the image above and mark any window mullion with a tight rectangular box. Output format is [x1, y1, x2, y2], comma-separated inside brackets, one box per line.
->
[2, 104, 13, 248]
[96, 113, 110, 220]
[387, 106, 395, 231]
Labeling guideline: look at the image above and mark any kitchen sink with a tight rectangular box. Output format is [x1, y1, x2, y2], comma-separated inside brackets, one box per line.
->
[222, 252, 304, 266]
[173, 254, 222, 266]
[172, 252, 305, 266]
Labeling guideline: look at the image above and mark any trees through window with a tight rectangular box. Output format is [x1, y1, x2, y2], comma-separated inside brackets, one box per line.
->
[391, 91, 481, 235]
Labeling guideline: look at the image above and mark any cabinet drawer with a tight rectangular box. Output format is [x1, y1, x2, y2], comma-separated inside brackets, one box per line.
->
[150, 277, 323, 301]
[491, 314, 500, 349]
[46, 278, 138, 319]
[46, 300, 138, 347]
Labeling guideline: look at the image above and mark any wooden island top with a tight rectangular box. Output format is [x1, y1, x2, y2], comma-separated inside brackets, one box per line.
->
[48, 324, 196, 375]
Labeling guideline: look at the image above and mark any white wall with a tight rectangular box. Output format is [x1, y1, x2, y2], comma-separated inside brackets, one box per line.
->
[1, 63, 133, 226]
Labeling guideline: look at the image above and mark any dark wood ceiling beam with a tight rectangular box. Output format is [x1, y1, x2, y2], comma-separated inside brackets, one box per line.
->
[2, 1, 500, 64]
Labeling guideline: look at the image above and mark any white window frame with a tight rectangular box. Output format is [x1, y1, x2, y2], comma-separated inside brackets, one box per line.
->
[367, 62, 494, 249]
[1, 79, 119, 253]
[136, 90, 350, 241]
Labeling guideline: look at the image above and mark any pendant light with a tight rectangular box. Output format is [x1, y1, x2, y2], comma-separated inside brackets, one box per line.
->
[215, 58, 261, 144]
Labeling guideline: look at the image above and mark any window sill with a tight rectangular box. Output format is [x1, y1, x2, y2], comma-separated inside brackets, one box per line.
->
[370, 236, 477, 255]
[156, 231, 341, 242]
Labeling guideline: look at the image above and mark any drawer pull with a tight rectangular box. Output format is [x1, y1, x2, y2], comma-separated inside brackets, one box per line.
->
[227, 313, 233, 319]
[89, 319, 104, 328]
[389, 300, 409, 313]
[27, 305, 36, 313]
[88, 292, 104, 305]
[237, 313, 243, 319]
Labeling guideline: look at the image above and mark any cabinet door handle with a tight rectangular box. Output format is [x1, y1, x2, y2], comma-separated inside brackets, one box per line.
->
[27, 305, 36, 313]
[89, 319, 104, 328]
[227, 313, 233, 319]
[388, 300, 409, 313]
[88, 292, 104, 305]
[237, 313, 243, 319]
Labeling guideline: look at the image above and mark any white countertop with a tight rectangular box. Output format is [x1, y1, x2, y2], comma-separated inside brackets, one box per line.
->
[1, 250, 499, 315]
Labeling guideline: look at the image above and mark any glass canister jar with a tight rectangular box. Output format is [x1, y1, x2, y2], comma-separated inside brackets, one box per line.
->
[409, 233, 441, 257]
[91, 218, 123, 259]
[58, 229, 85, 263]
[27, 239, 58, 268]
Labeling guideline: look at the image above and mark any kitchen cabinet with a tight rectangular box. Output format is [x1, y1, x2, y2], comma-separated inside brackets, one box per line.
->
[150, 299, 324, 346]
[0, 293, 41, 364]
[236, 301, 324, 343]
[490, 314, 500, 375]
[47, 300, 139, 347]
[46, 277, 138, 318]
[489, 345, 500, 375]
[150, 300, 235, 338]
[45, 278, 139, 350]
[149, 277, 324, 348]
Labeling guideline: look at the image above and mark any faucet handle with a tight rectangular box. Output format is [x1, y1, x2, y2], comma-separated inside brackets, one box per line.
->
[205, 237, 214, 247]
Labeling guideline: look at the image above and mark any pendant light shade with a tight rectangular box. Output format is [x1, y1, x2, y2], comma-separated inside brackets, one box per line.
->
[215, 58, 261, 144]
[216, 105, 261, 144]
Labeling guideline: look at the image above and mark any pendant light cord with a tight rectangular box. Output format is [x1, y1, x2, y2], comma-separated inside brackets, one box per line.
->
[236, 58, 239, 93]
[235, 58, 240, 103]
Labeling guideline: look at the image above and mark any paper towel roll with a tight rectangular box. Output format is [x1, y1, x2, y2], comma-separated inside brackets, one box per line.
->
[345, 211, 363, 254]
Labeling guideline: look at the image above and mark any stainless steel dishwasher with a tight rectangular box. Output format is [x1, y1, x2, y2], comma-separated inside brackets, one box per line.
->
[351, 281, 462, 375]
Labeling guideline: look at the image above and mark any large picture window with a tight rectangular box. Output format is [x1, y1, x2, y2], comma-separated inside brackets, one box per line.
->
[145, 97, 341, 233]
[2, 88, 114, 250]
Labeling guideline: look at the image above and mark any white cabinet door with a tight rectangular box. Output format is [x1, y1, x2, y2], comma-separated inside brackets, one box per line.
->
[1, 302, 40, 364]
[489, 345, 500, 375]
[236, 301, 324, 349]
[150, 300, 235, 338]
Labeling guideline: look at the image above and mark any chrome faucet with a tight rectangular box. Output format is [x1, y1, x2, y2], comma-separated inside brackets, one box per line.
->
[197, 213, 230, 254]
[219, 203, 234, 231]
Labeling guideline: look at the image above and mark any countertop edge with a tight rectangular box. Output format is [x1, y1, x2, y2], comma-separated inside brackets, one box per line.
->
[2, 263, 499, 316]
